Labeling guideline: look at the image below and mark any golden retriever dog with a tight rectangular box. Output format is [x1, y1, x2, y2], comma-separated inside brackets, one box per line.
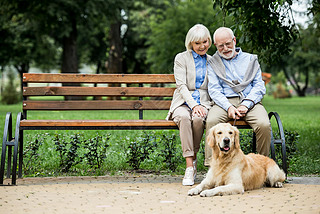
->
[188, 123, 285, 197]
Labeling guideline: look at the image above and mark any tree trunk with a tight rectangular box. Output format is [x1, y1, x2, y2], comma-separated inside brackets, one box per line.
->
[107, 19, 123, 100]
[14, 63, 29, 96]
[93, 61, 102, 100]
[61, 17, 80, 100]
[107, 21, 123, 75]
[283, 67, 306, 97]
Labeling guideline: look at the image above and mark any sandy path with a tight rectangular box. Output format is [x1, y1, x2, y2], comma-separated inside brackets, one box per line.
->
[1, 175, 319, 214]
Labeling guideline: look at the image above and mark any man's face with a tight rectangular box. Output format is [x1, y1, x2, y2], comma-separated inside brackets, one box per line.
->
[215, 33, 236, 60]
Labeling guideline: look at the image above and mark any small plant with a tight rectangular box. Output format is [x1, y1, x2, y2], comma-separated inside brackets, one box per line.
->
[239, 130, 254, 154]
[54, 134, 82, 173]
[126, 133, 157, 170]
[54, 134, 67, 168]
[161, 133, 179, 172]
[23, 134, 45, 175]
[83, 134, 110, 169]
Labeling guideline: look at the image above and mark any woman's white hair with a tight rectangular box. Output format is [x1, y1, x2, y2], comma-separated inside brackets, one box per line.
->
[213, 27, 234, 44]
[185, 24, 212, 51]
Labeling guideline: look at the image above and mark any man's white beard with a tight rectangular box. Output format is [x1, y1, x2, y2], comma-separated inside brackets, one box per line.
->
[218, 47, 235, 60]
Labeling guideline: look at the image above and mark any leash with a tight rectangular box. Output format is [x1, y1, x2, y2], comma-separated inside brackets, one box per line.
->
[233, 118, 237, 126]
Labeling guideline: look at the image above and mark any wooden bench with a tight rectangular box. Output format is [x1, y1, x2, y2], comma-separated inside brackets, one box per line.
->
[0, 73, 286, 185]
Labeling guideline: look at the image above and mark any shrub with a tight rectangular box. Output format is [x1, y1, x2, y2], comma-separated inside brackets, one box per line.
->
[126, 133, 157, 170]
[83, 134, 110, 169]
[161, 133, 179, 172]
[54, 134, 81, 173]
[23, 134, 44, 175]
[19, 129, 299, 176]
[273, 130, 299, 172]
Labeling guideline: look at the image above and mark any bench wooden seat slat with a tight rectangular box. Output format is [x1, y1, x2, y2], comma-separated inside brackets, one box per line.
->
[227, 120, 251, 127]
[23, 87, 175, 97]
[20, 119, 249, 128]
[20, 119, 177, 127]
[23, 100, 172, 110]
[23, 73, 176, 84]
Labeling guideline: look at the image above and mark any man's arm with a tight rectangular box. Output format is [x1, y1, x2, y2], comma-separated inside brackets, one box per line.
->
[240, 67, 266, 109]
[207, 64, 232, 111]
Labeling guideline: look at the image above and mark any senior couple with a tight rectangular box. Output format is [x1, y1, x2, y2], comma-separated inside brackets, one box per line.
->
[166, 24, 271, 186]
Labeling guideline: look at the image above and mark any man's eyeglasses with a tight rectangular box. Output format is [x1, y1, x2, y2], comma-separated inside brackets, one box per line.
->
[216, 38, 234, 50]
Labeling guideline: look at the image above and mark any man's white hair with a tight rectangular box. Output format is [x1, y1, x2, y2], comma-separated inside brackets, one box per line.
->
[213, 27, 234, 44]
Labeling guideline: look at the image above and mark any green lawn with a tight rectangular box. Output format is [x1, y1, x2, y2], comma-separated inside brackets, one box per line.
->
[0, 95, 319, 176]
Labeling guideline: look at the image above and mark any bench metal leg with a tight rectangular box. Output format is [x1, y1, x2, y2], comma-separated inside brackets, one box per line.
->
[0, 112, 22, 185]
[268, 112, 287, 175]
[1, 112, 13, 185]
[252, 132, 256, 153]
[11, 113, 22, 185]
[6, 146, 12, 178]
[18, 128, 23, 178]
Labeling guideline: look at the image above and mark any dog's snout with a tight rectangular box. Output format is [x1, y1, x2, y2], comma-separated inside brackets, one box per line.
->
[223, 138, 230, 144]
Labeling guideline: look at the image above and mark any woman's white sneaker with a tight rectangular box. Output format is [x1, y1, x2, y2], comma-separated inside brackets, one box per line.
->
[182, 167, 195, 186]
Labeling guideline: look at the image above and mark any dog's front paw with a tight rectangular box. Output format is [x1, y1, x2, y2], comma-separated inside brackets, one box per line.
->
[200, 189, 215, 197]
[188, 187, 201, 196]
[274, 182, 283, 188]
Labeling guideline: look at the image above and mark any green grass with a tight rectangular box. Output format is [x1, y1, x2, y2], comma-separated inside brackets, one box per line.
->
[0, 95, 319, 177]
[262, 96, 320, 175]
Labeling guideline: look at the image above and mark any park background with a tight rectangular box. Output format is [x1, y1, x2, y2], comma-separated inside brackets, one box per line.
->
[0, 0, 319, 178]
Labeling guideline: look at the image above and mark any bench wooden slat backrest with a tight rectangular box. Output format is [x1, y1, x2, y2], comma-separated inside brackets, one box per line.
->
[23, 87, 175, 97]
[23, 73, 176, 119]
[23, 73, 175, 83]
[23, 100, 173, 110]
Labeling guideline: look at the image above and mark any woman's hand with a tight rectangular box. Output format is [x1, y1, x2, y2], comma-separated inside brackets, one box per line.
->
[192, 105, 207, 118]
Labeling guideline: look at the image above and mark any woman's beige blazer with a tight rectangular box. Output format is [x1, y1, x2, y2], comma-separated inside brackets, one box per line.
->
[166, 50, 213, 120]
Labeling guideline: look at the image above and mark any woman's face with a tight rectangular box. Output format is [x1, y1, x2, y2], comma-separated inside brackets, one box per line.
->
[191, 39, 210, 56]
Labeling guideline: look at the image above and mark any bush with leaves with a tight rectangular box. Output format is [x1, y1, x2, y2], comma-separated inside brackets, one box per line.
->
[126, 133, 157, 170]
[274, 130, 299, 171]
[239, 130, 254, 154]
[54, 134, 81, 173]
[23, 134, 45, 175]
[83, 134, 110, 169]
[161, 133, 180, 172]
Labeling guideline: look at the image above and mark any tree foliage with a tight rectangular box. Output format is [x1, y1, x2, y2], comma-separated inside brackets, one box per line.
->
[213, 0, 298, 65]
[264, 0, 320, 96]
[0, 0, 318, 98]
[146, 0, 219, 73]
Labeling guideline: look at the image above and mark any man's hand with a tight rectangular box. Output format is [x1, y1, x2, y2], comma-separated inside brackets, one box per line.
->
[192, 105, 207, 118]
[228, 105, 248, 119]
[228, 106, 241, 119]
[237, 105, 248, 116]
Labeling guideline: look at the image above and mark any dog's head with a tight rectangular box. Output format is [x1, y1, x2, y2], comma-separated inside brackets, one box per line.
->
[207, 123, 240, 156]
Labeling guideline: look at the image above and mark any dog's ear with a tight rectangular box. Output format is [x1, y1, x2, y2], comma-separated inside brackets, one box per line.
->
[207, 126, 215, 148]
[233, 126, 240, 149]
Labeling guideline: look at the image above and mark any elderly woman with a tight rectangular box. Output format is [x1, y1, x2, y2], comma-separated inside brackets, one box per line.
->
[166, 24, 213, 186]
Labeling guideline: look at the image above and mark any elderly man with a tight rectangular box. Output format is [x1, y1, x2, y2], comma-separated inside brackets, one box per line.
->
[205, 27, 271, 165]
